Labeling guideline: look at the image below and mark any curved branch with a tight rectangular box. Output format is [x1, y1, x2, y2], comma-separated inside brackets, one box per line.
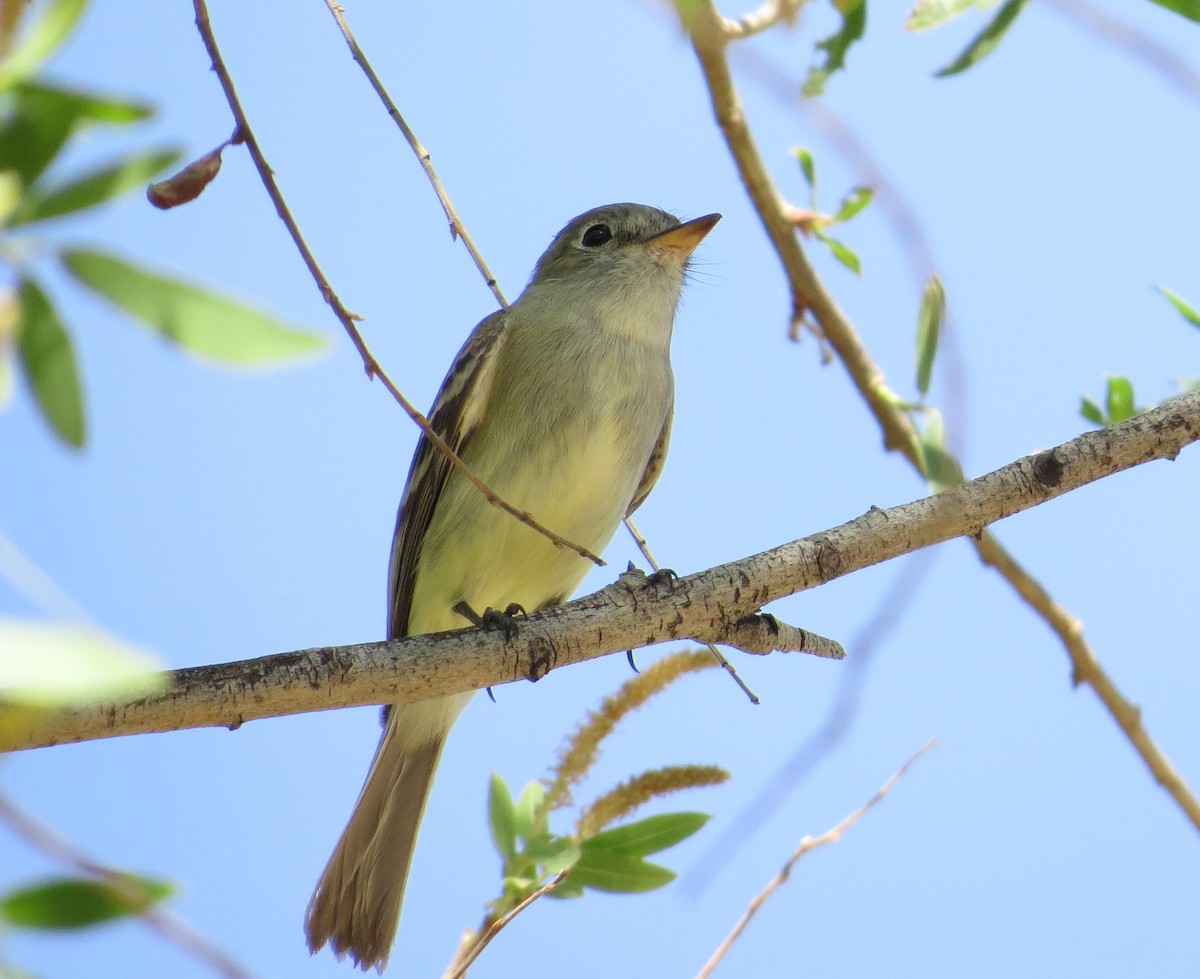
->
[681, 0, 1200, 832]
[6, 392, 1197, 760]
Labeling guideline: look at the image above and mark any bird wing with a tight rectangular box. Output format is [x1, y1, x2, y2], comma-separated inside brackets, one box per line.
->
[626, 404, 673, 517]
[387, 309, 509, 639]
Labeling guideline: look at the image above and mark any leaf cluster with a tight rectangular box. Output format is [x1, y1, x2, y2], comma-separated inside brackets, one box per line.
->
[479, 651, 729, 921]
[0, 0, 325, 450]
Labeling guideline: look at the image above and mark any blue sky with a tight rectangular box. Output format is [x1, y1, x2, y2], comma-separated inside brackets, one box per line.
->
[3, 0, 1200, 977]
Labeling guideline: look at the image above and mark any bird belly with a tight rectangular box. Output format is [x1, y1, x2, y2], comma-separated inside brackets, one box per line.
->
[406, 411, 652, 638]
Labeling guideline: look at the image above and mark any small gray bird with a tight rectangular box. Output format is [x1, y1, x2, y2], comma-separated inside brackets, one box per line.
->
[305, 203, 720, 971]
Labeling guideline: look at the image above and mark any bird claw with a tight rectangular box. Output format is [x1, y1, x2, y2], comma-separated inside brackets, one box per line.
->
[453, 601, 526, 641]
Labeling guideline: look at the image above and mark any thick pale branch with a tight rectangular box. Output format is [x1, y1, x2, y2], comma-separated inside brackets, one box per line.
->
[5, 392, 1196, 754]
[725, 613, 842, 658]
[682, 0, 1200, 833]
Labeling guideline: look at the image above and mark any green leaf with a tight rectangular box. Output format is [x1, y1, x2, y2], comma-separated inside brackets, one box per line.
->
[584, 812, 710, 858]
[487, 773, 517, 859]
[566, 846, 675, 894]
[513, 781, 546, 840]
[917, 410, 964, 492]
[1159, 286, 1200, 329]
[0, 875, 172, 930]
[816, 232, 862, 275]
[20, 82, 154, 125]
[906, 0, 998, 32]
[1146, 0, 1200, 24]
[5, 148, 180, 227]
[1177, 377, 1200, 393]
[803, 0, 867, 97]
[1104, 375, 1136, 424]
[0, 83, 154, 188]
[0, 0, 90, 90]
[1079, 396, 1104, 426]
[934, 0, 1027, 77]
[794, 146, 816, 195]
[0, 171, 20, 224]
[915, 274, 945, 396]
[16, 275, 84, 447]
[524, 835, 581, 874]
[545, 875, 586, 900]
[0, 619, 164, 706]
[833, 185, 873, 223]
[60, 249, 327, 367]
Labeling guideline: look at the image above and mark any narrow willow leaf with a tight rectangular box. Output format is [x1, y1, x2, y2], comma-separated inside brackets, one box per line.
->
[934, 0, 1027, 77]
[1159, 286, 1200, 329]
[0, 172, 20, 224]
[1079, 396, 1104, 426]
[906, 0, 998, 32]
[915, 274, 945, 396]
[584, 812, 710, 858]
[818, 233, 862, 275]
[0, 876, 173, 930]
[0, 0, 90, 90]
[16, 276, 84, 447]
[1104, 375, 1136, 424]
[5, 149, 180, 227]
[833, 185, 874, 223]
[917, 411, 965, 492]
[803, 0, 867, 96]
[61, 249, 327, 367]
[487, 773, 517, 859]
[513, 781, 546, 840]
[0, 89, 78, 187]
[524, 836, 580, 874]
[566, 847, 675, 894]
[0, 619, 164, 706]
[1146, 0, 1200, 23]
[796, 145, 816, 193]
[0, 84, 154, 188]
[20, 82, 154, 125]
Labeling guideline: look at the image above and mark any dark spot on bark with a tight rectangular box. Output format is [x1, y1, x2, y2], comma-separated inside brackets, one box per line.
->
[816, 538, 843, 579]
[1032, 449, 1065, 488]
[527, 635, 556, 682]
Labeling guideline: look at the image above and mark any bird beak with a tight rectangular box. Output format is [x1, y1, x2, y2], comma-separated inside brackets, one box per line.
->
[645, 213, 722, 258]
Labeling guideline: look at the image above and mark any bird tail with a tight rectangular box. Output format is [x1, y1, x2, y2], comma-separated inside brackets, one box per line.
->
[305, 694, 468, 972]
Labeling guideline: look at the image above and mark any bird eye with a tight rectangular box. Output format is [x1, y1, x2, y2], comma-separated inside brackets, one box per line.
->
[580, 223, 612, 247]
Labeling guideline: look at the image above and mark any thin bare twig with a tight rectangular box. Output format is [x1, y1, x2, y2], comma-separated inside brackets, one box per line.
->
[0, 794, 257, 979]
[442, 870, 569, 979]
[189, 0, 601, 565]
[687, 549, 937, 891]
[321, 0, 508, 308]
[695, 739, 935, 979]
[682, 0, 1200, 834]
[624, 516, 760, 704]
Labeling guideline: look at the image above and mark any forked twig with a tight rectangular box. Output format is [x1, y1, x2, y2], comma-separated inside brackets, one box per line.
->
[441, 870, 569, 979]
[189, 0, 600, 565]
[696, 740, 935, 978]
